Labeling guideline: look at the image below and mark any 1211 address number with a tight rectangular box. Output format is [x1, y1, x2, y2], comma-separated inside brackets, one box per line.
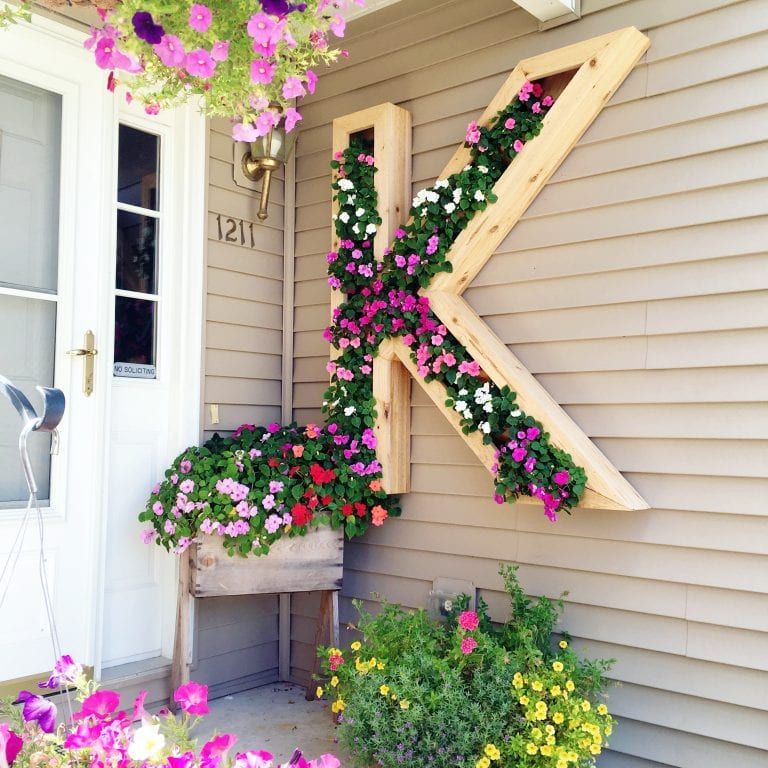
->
[216, 214, 258, 248]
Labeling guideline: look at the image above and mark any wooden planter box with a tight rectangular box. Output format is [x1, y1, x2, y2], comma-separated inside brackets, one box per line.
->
[172, 527, 343, 697]
[191, 526, 344, 597]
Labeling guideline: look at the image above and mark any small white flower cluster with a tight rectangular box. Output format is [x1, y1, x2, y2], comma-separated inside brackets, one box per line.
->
[474, 381, 493, 412]
[337, 178, 355, 191]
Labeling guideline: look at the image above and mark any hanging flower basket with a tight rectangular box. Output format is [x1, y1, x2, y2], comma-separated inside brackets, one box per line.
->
[4, 0, 361, 139]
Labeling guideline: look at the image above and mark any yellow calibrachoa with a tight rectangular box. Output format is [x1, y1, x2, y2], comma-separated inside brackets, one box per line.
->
[379, 685, 390, 697]
[350, 641, 362, 651]
[552, 661, 564, 673]
[331, 698, 345, 714]
[559, 640, 568, 649]
[475, 759, 490, 768]
[399, 699, 410, 710]
[330, 676, 339, 687]
[484, 743, 501, 761]
[316, 686, 324, 698]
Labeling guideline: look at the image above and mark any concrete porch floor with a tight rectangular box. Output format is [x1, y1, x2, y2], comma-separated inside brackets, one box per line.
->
[198, 684, 343, 763]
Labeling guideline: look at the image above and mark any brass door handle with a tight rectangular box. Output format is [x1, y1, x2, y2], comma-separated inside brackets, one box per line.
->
[66, 331, 97, 396]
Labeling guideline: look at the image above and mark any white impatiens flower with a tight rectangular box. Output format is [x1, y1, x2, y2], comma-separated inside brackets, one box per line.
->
[463, 164, 472, 171]
[474, 190, 485, 202]
[128, 723, 166, 763]
[474, 382, 492, 406]
[452, 187, 463, 202]
[454, 400, 468, 414]
[483, 401, 493, 413]
[337, 178, 354, 191]
[425, 190, 440, 204]
[355, 207, 366, 217]
[347, 194, 356, 204]
[352, 222, 361, 234]
[511, 409, 521, 417]
[339, 211, 350, 223]
[366, 223, 377, 234]
[435, 179, 449, 189]
[478, 164, 489, 174]
[458, 388, 469, 396]
[344, 405, 356, 416]
[479, 421, 492, 434]
[444, 202, 456, 214]
[421, 208, 428, 217]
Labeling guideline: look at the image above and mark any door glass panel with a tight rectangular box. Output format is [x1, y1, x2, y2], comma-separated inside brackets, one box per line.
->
[0, 74, 61, 293]
[0, 297, 56, 508]
[116, 211, 157, 293]
[0, 74, 60, 508]
[114, 297, 156, 377]
[117, 124, 159, 210]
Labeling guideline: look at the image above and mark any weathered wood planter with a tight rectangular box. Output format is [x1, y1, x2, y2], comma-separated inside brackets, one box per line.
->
[172, 527, 343, 697]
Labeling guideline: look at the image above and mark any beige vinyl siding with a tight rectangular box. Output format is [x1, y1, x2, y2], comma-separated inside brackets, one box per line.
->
[291, 0, 768, 764]
[196, 118, 285, 692]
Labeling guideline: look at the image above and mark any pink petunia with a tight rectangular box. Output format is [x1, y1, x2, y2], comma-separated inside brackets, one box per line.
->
[251, 58, 275, 85]
[211, 41, 230, 61]
[174, 681, 209, 715]
[154, 34, 186, 67]
[247, 13, 281, 46]
[232, 122, 258, 142]
[282, 75, 305, 99]
[305, 69, 318, 94]
[186, 48, 216, 78]
[284, 106, 302, 132]
[189, 4, 212, 33]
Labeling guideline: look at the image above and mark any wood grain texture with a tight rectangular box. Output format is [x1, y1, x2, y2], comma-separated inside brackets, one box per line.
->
[191, 528, 344, 597]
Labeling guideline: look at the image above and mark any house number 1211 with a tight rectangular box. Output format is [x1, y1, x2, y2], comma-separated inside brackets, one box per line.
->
[216, 214, 257, 248]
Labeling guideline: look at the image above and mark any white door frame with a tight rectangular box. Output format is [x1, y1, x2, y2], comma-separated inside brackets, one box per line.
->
[0, 11, 206, 679]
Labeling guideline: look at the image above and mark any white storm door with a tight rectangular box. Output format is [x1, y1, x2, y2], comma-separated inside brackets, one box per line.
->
[0, 19, 112, 682]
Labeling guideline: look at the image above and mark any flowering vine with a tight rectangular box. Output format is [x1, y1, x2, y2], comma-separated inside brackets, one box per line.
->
[139, 79, 585, 558]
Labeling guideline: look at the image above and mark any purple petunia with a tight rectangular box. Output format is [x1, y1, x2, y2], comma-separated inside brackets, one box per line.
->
[132, 11, 165, 45]
[14, 691, 57, 733]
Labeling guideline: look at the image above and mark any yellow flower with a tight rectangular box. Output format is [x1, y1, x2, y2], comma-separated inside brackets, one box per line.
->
[553, 712, 565, 724]
[550, 685, 562, 697]
[379, 685, 390, 697]
[512, 673, 524, 689]
[530, 728, 543, 741]
[377, 662, 385, 670]
[350, 641, 362, 651]
[565, 680, 575, 692]
[391, 694, 398, 700]
[589, 744, 602, 756]
[475, 759, 490, 768]
[545, 735, 556, 746]
[525, 744, 538, 755]
[316, 686, 324, 698]
[545, 725, 555, 736]
[552, 661, 564, 673]
[531, 680, 543, 692]
[581, 700, 591, 712]
[540, 745, 553, 757]
[597, 704, 608, 715]
[331, 676, 339, 688]
[399, 699, 410, 710]
[331, 698, 345, 714]
[556, 761, 568, 768]
[605, 724, 613, 736]
[483, 744, 500, 761]
[519, 695, 529, 706]
[559, 640, 568, 649]
[369, 657, 377, 666]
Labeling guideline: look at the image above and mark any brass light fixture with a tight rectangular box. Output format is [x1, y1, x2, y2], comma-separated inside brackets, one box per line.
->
[241, 112, 298, 221]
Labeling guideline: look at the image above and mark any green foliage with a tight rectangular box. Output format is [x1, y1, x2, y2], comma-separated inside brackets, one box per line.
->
[319, 566, 614, 768]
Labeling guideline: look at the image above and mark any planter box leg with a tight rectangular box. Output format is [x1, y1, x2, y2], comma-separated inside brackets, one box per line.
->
[170, 550, 191, 709]
[305, 590, 339, 700]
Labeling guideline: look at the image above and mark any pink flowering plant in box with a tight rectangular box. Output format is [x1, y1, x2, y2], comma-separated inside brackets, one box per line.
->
[0, 655, 339, 768]
[35, 0, 363, 140]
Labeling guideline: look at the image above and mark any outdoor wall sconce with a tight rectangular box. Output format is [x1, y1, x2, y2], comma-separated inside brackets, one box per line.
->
[241, 119, 297, 221]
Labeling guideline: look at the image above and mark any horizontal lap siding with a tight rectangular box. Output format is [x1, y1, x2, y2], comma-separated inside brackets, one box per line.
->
[197, 119, 285, 691]
[291, 0, 768, 765]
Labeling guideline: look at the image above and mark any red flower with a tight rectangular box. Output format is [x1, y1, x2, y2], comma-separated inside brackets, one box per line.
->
[320, 495, 332, 506]
[291, 502, 312, 526]
[341, 503, 353, 517]
[303, 487, 316, 499]
[354, 502, 366, 518]
[308, 496, 319, 509]
[268, 458, 280, 468]
[309, 463, 336, 485]
[287, 465, 301, 477]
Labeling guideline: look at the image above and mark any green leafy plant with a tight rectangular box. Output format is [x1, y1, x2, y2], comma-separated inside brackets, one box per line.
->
[318, 566, 614, 768]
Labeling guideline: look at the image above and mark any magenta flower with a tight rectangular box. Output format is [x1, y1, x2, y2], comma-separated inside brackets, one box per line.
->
[250, 58, 275, 85]
[284, 107, 302, 132]
[189, 4, 213, 33]
[0, 724, 22, 768]
[460, 636, 478, 655]
[75, 690, 121, 720]
[554, 470, 570, 486]
[201, 734, 238, 768]
[305, 69, 318, 94]
[94, 37, 118, 69]
[132, 12, 165, 45]
[329, 14, 345, 37]
[504, 117, 516, 130]
[235, 751, 274, 768]
[513, 139, 525, 153]
[282, 76, 306, 99]
[173, 681, 209, 716]
[255, 109, 280, 136]
[38, 655, 82, 690]
[14, 691, 57, 733]
[186, 49, 216, 78]
[180, 460, 193, 473]
[169, 752, 197, 768]
[458, 610, 479, 631]
[247, 12, 280, 46]
[154, 34, 186, 67]
[211, 41, 230, 61]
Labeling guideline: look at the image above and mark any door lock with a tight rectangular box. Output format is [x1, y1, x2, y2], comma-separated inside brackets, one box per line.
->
[66, 330, 98, 396]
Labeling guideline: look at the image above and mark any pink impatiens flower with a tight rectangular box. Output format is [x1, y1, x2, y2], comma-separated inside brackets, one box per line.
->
[513, 139, 525, 153]
[465, 120, 481, 145]
[154, 34, 186, 67]
[504, 117, 516, 130]
[174, 681, 209, 715]
[460, 637, 478, 655]
[189, 4, 212, 33]
[186, 49, 216, 78]
[554, 470, 571, 486]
